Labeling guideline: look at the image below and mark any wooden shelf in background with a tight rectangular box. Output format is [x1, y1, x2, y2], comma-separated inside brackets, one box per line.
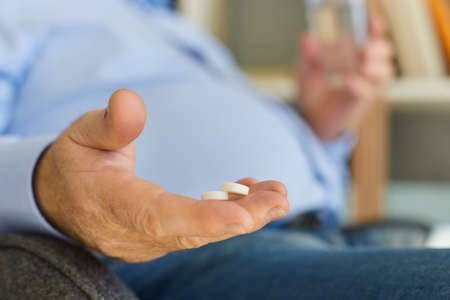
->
[351, 99, 388, 223]
[388, 78, 450, 110]
[243, 67, 450, 108]
[243, 66, 296, 103]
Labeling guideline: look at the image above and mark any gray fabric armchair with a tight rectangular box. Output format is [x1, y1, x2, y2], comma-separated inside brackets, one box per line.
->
[0, 234, 137, 300]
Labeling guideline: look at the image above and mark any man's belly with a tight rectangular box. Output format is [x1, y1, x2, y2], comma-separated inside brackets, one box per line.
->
[9, 79, 327, 219]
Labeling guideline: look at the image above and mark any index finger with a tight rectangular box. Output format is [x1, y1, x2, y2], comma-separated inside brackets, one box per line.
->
[298, 33, 324, 70]
[150, 181, 288, 237]
[369, 15, 388, 39]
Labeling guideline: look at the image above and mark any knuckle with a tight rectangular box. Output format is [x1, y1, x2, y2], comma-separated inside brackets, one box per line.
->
[175, 236, 202, 250]
[262, 181, 288, 197]
[133, 204, 165, 238]
[259, 190, 289, 210]
[280, 197, 290, 214]
[198, 203, 251, 236]
[175, 236, 191, 249]
[233, 213, 254, 232]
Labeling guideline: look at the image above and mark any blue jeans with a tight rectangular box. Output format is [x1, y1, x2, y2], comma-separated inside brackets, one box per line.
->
[110, 228, 450, 299]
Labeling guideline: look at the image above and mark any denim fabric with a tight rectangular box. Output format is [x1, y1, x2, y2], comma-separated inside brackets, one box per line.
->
[111, 228, 450, 300]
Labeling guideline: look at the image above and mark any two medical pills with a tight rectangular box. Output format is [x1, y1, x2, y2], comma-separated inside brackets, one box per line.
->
[201, 182, 250, 200]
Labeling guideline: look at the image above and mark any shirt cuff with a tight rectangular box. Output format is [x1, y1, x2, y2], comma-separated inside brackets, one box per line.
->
[0, 136, 63, 238]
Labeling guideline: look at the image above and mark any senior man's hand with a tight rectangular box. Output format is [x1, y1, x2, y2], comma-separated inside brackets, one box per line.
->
[33, 89, 289, 263]
[297, 16, 394, 140]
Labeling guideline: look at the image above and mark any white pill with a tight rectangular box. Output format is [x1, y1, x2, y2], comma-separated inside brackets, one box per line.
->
[221, 182, 249, 196]
[201, 191, 229, 201]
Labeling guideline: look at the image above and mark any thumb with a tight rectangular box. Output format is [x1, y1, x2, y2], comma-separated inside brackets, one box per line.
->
[67, 89, 147, 150]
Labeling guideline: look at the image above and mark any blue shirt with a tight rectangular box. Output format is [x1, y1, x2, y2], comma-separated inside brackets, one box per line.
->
[0, 0, 352, 237]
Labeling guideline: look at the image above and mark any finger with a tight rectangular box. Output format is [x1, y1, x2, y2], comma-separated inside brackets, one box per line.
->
[105, 175, 255, 238]
[362, 62, 394, 84]
[66, 89, 147, 150]
[297, 34, 328, 103]
[103, 171, 287, 240]
[156, 192, 256, 237]
[298, 33, 323, 70]
[233, 180, 289, 231]
[236, 177, 259, 187]
[345, 76, 374, 103]
[363, 40, 394, 62]
[231, 179, 288, 201]
[298, 60, 327, 106]
[108, 176, 288, 239]
[227, 178, 260, 201]
[102, 176, 288, 255]
[369, 15, 388, 39]
[248, 180, 288, 197]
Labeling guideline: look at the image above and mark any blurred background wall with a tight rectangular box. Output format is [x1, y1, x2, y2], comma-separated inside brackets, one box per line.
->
[227, 0, 304, 66]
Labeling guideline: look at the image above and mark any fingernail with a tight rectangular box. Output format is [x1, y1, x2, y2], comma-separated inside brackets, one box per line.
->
[267, 208, 286, 221]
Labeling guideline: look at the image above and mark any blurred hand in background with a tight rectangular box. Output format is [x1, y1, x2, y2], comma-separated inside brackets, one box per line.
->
[297, 16, 394, 141]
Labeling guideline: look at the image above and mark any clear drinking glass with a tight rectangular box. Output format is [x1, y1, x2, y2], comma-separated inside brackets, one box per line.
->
[303, 0, 368, 86]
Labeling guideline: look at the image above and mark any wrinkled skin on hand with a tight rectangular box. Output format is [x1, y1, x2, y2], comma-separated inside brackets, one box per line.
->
[34, 89, 289, 263]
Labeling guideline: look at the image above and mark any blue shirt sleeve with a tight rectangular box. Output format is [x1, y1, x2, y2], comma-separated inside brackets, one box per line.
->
[0, 135, 63, 236]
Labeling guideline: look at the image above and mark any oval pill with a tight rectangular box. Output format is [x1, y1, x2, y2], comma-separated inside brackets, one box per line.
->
[201, 191, 229, 201]
[221, 182, 249, 196]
